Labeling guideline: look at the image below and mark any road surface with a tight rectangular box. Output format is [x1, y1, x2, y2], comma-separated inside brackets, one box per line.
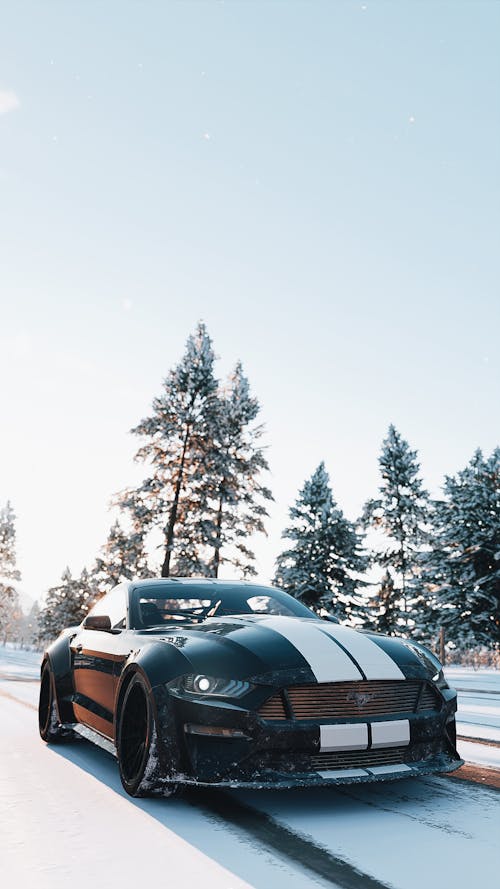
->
[1, 649, 499, 889]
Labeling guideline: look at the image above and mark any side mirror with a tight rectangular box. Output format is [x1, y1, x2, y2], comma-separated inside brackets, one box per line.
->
[83, 614, 111, 631]
[322, 614, 340, 624]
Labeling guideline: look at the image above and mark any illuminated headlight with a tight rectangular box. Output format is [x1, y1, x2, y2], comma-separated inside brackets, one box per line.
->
[402, 641, 449, 689]
[176, 675, 253, 698]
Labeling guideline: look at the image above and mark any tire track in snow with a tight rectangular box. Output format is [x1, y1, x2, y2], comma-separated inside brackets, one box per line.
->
[0, 686, 37, 711]
[457, 734, 500, 749]
[196, 790, 393, 889]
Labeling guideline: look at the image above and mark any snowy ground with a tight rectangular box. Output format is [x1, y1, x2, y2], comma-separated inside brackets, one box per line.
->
[1, 646, 499, 889]
[445, 666, 500, 770]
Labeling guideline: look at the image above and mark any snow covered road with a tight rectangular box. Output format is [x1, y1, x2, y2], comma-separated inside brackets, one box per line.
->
[0, 692, 333, 889]
[1, 650, 500, 889]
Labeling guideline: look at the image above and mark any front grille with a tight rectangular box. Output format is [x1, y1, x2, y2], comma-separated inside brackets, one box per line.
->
[418, 684, 439, 710]
[258, 694, 287, 720]
[287, 680, 439, 719]
[257, 680, 440, 721]
[309, 746, 407, 771]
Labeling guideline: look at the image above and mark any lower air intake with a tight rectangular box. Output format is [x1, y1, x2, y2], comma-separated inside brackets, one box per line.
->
[310, 746, 408, 771]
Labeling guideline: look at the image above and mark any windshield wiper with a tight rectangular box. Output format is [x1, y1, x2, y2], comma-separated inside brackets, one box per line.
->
[140, 612, 207, 629]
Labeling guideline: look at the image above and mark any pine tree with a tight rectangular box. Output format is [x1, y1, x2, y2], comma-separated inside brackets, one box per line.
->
[201, 362, 272, 578]
[38, 568, 92, 644]
[25, 601, 40, 647]
[427, 448, 500, 648]
[117, 325, 272, 579]
[362, 426, 431, 631]
[0, 594, 23, 644]
[117, 322, 218, 577]
[274, 463, 367, 620]
[362, 569, 400, 635]
[0, 501, 22, 639]
[90, 519, 153, 599]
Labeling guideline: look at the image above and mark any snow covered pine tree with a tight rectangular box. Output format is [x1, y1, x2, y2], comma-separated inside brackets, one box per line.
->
[117, 324, 272, 578]
[200, 361, 273, 578]
[363, 569, 399, 635]
[427, 448, 500, 649]
[90, 519, 153, 600]
[117, 322, 218, 577]
[362, 426, 431, 634]
[0, 501, 22, 641]
[274, 463, 367, 621]
[38, 568, 93, 644]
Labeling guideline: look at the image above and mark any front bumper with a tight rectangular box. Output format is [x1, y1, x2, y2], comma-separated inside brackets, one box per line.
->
[153, 683, 463, 788]
[168, 753, 462, 789]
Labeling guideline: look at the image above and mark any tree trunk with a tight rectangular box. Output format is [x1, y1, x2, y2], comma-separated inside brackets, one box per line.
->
[439, 626, 446, 665]
[161, 425, 191, 577]
[212, 493, 224, 578]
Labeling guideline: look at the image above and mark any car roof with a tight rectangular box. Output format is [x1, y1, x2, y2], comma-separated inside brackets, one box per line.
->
[129, 578, 275, 591]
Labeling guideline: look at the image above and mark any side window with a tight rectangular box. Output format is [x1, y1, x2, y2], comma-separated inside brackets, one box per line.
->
[87, 583, 127, 629]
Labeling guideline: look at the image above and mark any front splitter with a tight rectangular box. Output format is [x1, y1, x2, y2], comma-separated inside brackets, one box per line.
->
[168, 753, 464, 790]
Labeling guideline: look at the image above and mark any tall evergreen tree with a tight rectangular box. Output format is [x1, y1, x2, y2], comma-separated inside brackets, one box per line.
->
[274, 463, 367, 620]
[0, 501, 22, 639]
[38, 567, 92, 643]
[0, 594, 23, 644]
[426, 448, 500, 648]
[202, 362, 272, 578]
[90, 519, 153, 599]
[117, 325, 272, 579]
[117, 322, 218, 577]
[362, 425, 431, 630]
[25, 601, 40, 647]
[362, 569, 400, 635]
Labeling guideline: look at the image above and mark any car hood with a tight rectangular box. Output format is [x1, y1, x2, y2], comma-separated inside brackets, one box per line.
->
[138, 614, 430, 685]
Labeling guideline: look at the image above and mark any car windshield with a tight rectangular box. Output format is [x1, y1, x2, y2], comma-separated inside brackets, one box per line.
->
[130, 583, 315, 629]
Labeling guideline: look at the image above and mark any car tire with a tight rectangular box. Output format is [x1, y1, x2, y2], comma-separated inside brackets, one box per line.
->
[39, 662, 71, 743]
[117, 673, 181, 798]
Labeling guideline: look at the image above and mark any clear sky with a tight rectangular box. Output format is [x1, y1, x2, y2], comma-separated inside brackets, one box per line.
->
[1, 1, 499, 603]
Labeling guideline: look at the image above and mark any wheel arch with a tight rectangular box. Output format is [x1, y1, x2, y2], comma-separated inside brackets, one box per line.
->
[114, 641, 191, 742]
[42, 631, 76, 724]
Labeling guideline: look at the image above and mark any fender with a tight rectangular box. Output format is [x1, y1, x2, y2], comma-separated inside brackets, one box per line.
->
[114, 641, 193, 774]
[116, 639, 193, 706]
[43, 628, 78, 723]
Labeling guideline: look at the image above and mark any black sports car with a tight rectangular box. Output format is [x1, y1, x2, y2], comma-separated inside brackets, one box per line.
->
[39, 578, 462, 796]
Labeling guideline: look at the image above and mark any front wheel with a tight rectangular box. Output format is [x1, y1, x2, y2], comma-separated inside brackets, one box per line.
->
[117, 673, 181, 798]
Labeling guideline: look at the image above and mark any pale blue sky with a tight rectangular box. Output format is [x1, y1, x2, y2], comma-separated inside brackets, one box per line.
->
[1, 1, 499, 600]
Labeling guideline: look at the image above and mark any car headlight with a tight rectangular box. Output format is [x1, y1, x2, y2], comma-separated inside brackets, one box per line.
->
[175, 675, 253, 698]
[402, 641, 449, 689]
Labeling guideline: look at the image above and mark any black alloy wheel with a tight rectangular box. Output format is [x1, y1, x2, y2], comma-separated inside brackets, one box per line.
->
[117, 673, 180, 798]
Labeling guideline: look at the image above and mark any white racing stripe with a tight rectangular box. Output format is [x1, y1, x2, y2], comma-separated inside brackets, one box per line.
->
[260, 617, 363, 682]
[320, 723, 368, 752]
[371, 719, 410, 749]
[320, 624, 405, 680]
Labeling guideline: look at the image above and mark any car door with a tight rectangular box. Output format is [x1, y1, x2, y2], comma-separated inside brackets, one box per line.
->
[71, 583, 129, 739]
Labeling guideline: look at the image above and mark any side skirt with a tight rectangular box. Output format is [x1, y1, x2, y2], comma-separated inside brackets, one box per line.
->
[70, 722, 117, 757]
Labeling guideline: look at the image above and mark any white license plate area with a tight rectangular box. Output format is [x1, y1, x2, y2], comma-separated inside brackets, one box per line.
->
[319, 719, 410, 752]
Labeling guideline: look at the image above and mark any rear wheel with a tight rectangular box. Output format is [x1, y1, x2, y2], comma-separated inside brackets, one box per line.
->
[38, 662, 69, 742]
[117, 673, 181, 798]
